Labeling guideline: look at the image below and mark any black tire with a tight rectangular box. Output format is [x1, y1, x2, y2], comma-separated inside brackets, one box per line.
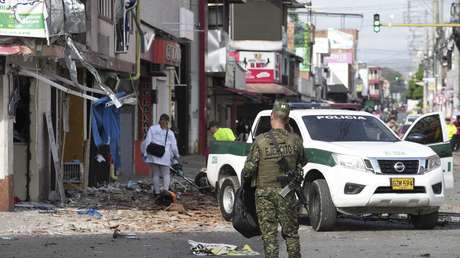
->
[194, 171, 211, 194]
[218, 177, 239, 221]
[410, 211, 439, 229]
[308, 179, 337, 231]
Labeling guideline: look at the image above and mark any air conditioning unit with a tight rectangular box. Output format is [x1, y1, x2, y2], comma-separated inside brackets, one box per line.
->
[63, 161, 83, 184]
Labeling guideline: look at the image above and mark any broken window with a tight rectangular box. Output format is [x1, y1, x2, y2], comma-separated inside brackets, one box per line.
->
[98, 0, 113, 22]
[115, 0, 136, 53]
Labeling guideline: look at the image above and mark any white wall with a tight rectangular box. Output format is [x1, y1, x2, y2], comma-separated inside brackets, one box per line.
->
[28, 79, 51, 201]
[328, 63, 349, 88]
[188, 1, 200, 153]
[0, 71, 13, 181]
[86, 1, 136, 65]
[141, 0, 181, 38]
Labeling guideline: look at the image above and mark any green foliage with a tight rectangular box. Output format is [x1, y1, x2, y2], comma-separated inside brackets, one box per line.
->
[407, 64, 424, 100]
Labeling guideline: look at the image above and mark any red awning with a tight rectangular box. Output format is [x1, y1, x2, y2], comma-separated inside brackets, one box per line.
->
[246, 83, 298, 96]
[0, 45, 32, 56]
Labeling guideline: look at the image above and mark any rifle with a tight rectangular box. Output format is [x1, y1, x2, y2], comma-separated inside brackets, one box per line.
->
[268, 131, 307, 208]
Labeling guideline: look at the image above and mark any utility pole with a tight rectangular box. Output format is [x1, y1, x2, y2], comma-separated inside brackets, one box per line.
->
[433, 0, 440, 112]
[457, 0, 460, 115]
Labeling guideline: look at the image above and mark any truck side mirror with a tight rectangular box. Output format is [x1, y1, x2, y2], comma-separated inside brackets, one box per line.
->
[405, 133, 426, 144]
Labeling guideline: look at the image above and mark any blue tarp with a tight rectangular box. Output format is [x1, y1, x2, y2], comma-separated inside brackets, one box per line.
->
[91, 92, 126, 170]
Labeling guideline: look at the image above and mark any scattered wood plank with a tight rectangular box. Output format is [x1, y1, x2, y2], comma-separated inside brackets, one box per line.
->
[45, 112, 65, 205]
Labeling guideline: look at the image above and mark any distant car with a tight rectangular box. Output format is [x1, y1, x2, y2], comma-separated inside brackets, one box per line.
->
[405, 115, 419, 125]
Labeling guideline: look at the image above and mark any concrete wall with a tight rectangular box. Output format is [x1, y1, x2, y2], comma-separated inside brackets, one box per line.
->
[141, 0, 181, 38]
[86, 1, 136, 65]
[233, 0, 283, 40]
[28, 79, 51, 201]
[0, 67, 14, 210]
[188, 1, 200, 153]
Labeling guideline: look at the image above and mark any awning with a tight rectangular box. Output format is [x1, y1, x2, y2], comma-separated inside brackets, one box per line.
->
[0, 45, 32, 56]
[222, 87, 260, 97]
[246, 83, 298, 96]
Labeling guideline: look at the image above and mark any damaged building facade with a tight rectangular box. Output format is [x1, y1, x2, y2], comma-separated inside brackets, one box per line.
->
[0, 0, 138, 211]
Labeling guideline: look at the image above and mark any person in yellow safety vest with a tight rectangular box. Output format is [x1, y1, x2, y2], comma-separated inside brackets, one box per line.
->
[446, 117, 458, 152]
[208, 121, 236, 141]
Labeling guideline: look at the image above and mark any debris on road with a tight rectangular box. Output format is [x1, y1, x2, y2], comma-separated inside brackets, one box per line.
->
[15, 202, 56, 211]
[189, 240, 260, 256]
[0, 236, 16, 240]
[77, 208, 103, 219]
[0, 179, 231, 236]
[112, 228, 139, 240]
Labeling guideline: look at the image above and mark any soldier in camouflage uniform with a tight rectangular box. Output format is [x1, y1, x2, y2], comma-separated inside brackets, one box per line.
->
[242, 100, 307, 258]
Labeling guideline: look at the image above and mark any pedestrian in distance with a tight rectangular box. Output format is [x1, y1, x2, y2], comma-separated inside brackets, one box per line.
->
[141, 114, 180, 196]
[242, 100, 307, 258]
[446, 117, 458, 152]
[386, 116, 399, 134]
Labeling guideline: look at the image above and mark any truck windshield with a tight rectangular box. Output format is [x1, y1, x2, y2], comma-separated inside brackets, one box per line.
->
[303, 115, 400, 142]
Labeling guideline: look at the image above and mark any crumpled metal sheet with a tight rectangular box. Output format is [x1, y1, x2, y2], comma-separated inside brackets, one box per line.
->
[46, 0, 85, 35]
[64, 45, 78, 86]
[46, 0, 65, 36]
[62, 0, 86, 34]
[65, 36, 122, 108]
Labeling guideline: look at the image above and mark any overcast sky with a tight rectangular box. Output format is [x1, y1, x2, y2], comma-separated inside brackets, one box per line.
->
[304, 0, 456, 76]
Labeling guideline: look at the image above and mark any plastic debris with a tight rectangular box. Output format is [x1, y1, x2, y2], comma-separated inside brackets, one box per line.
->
[0, 236, 16, 240]
[188, 240, 260, 256]
[15, 202, 56, 211]
[112, 228, 139, 240]
[77, 208, 102, 219]
[126, 180, 138, 190]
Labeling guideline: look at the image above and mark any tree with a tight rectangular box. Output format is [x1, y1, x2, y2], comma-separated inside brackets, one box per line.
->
[407, 64, 424, 100]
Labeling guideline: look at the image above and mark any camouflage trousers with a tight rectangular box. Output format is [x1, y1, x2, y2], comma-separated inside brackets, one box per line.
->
[255, 188, 300, 258]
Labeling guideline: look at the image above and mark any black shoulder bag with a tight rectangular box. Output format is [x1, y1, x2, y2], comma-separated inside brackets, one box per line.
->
[147, 129, 168, 157]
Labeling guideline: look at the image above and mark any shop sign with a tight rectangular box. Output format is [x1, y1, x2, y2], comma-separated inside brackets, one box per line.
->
[238, 51, 281, 83]
[152, 39, 181, 66]
[324, 51, 353, 64]
[0, 0, 47, 38]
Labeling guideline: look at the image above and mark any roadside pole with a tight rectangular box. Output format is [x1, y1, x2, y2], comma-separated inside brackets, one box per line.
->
[458, 0, 460, 115]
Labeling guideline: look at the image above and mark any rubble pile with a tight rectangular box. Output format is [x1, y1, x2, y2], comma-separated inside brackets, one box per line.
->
[1, 181, 232, 236]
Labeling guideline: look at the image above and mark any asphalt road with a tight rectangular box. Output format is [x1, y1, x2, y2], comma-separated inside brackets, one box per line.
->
[2, 153, 460, 258]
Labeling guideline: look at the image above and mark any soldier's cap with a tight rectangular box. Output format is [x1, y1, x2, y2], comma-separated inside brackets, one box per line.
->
[272, 100, 290, 117]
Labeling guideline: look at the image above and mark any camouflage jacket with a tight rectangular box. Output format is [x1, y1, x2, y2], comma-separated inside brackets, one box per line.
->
[242, 128, 307, 189]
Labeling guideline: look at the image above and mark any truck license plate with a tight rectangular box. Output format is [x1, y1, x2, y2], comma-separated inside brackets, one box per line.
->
[390, 178, 414, 190]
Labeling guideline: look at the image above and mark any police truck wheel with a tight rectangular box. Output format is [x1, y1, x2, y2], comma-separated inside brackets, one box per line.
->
[308, 179, 336, 231]
[410, 211, 438, 229]
[218, 177, 238, 221]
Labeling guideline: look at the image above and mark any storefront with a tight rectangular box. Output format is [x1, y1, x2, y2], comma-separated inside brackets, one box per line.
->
[136, 38, 188, 175]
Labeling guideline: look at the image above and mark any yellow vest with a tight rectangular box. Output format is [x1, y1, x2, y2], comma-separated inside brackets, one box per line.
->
[213, 128, 236, 141]
[447, 124, 457, 140]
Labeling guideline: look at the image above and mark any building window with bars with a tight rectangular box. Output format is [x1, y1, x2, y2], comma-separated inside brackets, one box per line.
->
[99, 0, 114, 23]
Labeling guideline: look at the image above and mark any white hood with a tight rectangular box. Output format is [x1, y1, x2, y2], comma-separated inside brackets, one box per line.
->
[314, 141, 435, 158]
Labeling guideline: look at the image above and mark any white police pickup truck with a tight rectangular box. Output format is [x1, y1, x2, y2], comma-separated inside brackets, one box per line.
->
[206, 109, 454, 231]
